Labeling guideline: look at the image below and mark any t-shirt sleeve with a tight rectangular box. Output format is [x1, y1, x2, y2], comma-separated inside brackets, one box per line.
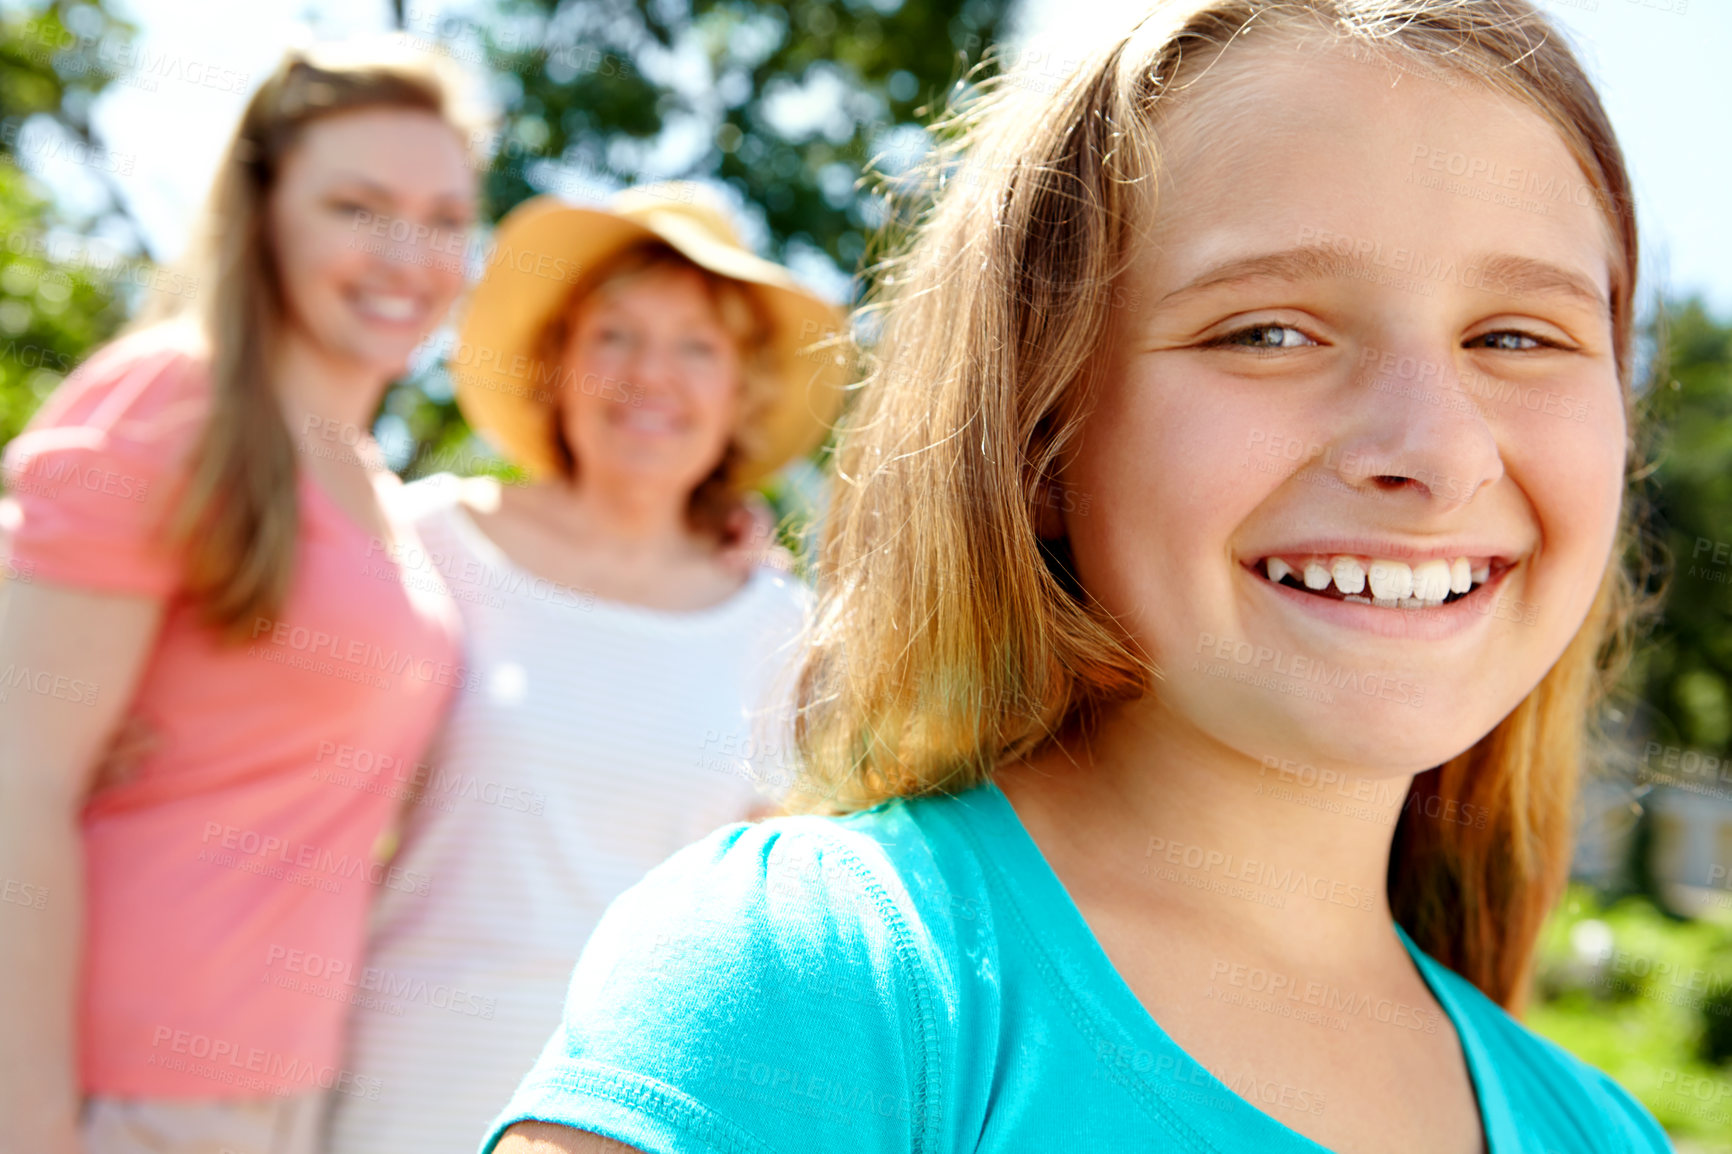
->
[480, 818, 946, 1154]
[0, 335, 208, 598]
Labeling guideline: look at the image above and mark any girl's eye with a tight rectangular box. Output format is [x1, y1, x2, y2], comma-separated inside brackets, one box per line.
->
[1467, 331, 1549, 351]
[1210, 323, 1316, 350]
[680, 340, 718, 358]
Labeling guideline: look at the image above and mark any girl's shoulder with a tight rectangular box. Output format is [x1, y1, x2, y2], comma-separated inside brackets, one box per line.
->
[0, 322, 215, 596]
[11, 321, 211, 444]
[484, 799, 987, 1154]
[1412, 951, 1672, 1151]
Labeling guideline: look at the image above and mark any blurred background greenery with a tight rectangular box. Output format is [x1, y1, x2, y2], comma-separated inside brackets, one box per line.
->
[2, 0, 1731, 1144]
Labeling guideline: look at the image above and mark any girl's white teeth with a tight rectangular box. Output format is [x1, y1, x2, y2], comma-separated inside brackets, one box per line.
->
[1368, 559, 1414, 601]
[1330, 556, 1366, 595]
[1261, 553, 1496, 607]
[360, 294, 416, 321]
[1411, 559, 1452, 602]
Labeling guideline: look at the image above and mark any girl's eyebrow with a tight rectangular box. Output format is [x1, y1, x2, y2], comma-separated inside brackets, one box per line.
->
[1156, 247, 1609, 316]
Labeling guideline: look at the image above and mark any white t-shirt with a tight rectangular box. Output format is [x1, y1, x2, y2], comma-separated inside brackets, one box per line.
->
[323, 474, 812, 1154]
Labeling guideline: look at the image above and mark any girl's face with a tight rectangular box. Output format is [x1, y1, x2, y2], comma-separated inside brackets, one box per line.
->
[1063, 40, 1627, 778]
[269, 106, 475, 380]
[556, 265, 744, 497]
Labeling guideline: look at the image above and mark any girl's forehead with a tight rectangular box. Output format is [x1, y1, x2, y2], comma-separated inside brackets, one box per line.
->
[1129, 38, 1615, 294]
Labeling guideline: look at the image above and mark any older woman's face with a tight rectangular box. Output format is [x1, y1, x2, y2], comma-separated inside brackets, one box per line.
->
[556, 265, 745, 497]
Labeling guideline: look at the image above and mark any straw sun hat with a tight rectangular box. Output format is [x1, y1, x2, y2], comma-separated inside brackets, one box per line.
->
[452, 181, 853, 487]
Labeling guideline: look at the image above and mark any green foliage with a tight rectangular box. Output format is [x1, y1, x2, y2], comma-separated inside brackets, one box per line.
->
[0, 0, 138, 446]
[1530, 885, 1732, 1149]
[1634, 300, 1732, 756]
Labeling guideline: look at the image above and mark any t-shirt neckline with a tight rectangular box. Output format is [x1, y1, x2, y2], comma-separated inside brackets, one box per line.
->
[943, 777, 1517, 1154]
[439, 483, 778, 630]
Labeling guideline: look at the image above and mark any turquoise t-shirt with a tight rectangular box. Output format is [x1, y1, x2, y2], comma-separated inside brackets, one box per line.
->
[481, 780, 1671, 1153]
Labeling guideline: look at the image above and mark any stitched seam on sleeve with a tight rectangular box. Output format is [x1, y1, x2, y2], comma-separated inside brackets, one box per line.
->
[515, 1062, 780, 1154]
[811, 831, 945, 1154]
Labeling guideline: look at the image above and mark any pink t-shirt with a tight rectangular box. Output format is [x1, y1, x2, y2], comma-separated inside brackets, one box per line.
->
[0, 324, 464, 1098]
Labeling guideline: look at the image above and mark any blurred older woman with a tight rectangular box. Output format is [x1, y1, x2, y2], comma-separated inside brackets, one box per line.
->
[322, 183, 850, 1154]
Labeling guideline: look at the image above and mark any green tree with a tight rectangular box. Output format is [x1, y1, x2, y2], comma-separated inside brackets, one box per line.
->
[0, 0, 139, 445]
[1627, 301, 1732, 767]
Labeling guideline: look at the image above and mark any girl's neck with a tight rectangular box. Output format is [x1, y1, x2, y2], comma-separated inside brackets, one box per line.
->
[997, 697, 1412, 969]
[272, 329, 393, 461]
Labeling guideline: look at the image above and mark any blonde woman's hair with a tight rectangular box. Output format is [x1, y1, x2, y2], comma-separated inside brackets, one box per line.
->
[791, 0, 1653, 1012]
[530, 241, 779, 538]
[134, 40, 487, 640]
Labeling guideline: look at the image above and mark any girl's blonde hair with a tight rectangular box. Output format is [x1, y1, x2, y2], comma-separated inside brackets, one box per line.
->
[136, 40, 487, 639]
[792, 0, 1652, 1012]
[530, 241, 779, 539]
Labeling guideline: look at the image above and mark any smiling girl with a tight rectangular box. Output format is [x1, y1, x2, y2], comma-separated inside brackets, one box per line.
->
[0, 42, 482, 1154]
[485, 2, 1666, 1152]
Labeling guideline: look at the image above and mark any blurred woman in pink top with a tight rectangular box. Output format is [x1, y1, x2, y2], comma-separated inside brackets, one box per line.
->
[0, 41, 484, 1154]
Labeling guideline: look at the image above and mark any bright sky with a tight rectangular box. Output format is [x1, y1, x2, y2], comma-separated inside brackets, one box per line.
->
[15, 0, 1730, 316]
